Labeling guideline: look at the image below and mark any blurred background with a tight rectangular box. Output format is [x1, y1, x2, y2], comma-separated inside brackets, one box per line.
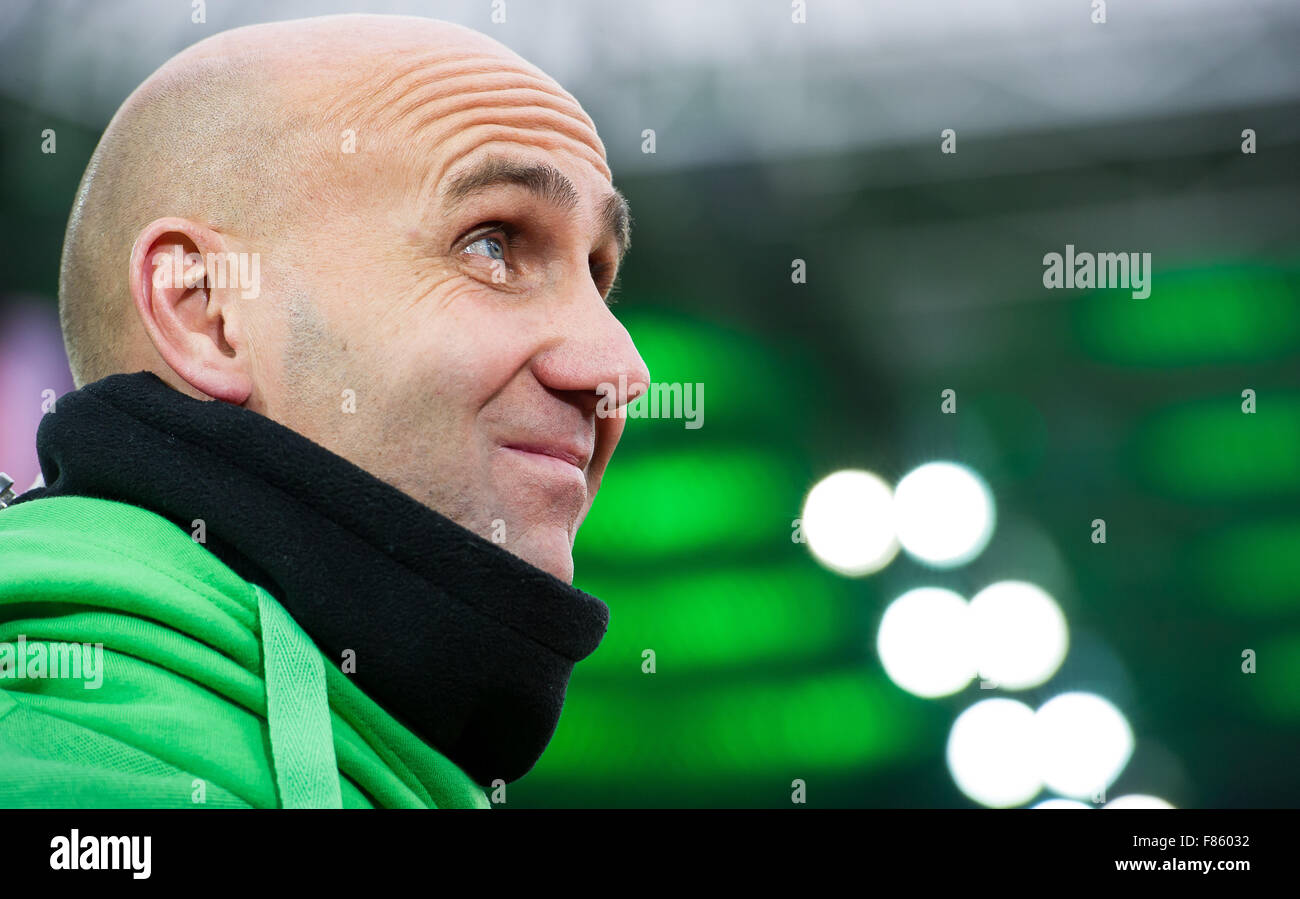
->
[2, 0, 1298, 808]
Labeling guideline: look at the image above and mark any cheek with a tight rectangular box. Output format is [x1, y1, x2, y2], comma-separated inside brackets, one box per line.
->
[393, 284, 536, 416]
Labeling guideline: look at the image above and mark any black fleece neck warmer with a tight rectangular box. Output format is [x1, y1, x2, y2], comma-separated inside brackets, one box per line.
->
[14, 371, 609, 787]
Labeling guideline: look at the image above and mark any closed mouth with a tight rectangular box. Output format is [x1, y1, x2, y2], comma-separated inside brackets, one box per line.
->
[502, 442, 589, 471]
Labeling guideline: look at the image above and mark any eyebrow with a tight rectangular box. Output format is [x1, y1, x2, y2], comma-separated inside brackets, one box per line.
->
[440, 156, 632, 261]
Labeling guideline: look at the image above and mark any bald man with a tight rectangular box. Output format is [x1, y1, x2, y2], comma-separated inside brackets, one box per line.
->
[0, 15, 650, 808]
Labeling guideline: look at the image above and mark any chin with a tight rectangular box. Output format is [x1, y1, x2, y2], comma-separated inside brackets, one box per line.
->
[506, 529, 575, 583]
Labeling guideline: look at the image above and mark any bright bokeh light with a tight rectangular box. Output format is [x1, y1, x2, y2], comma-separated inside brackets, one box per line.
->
[877, 588, 976, 698]
[1033, 798, 1092, 809]
[1034, 693, 1134, 799]
[947, 699, 1042, 807]
[801, 469, 899, 576]
[893, 462, 995, 567]
[1105, 795, 1175, 809]
[969, 581, 1069, 690]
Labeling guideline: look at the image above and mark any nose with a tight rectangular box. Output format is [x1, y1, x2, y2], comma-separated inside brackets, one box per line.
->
[531, 290, 651, 416]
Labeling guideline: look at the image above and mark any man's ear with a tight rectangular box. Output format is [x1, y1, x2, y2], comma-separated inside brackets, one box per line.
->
[129, 216, 253, 404]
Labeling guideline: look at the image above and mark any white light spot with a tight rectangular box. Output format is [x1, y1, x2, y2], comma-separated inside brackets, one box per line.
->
[893, 462, 995, 568]
[801, 469, 898, 576]
[946, 699, 1041, 808]
[1032, 798, 1093, 809]
[1105, 795, 1174, 809]
[877, 587, 975, 698]
[970, 581, 1069, 690]
[1034, 693, 1134, 799]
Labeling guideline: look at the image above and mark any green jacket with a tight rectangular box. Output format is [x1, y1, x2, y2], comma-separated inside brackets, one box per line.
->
[0, 494, 490, 809]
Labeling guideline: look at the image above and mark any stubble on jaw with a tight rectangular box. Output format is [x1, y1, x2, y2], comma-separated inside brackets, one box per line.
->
[277, 287, 485, 533]
[279, 287, 348, 431]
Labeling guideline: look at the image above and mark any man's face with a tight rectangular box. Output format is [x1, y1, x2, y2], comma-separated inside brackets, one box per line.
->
[264, 50, 650, 583]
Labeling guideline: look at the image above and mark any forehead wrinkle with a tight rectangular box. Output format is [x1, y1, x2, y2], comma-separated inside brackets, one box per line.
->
[310, 42, 616, 224]
[409, 100, 605, 173]
[337, 71, 611, 202]
[307, 53, 481, 132]
[332, 50, 595, 141]
[386, 66, 590, 129]
[424, 124, 612, 201]
[405, 84, 595, 141]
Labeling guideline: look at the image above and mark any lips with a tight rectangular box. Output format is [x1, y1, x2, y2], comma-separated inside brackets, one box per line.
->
[501, 440, 591, 471]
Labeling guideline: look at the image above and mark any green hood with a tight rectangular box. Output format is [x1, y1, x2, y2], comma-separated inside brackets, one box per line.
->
[0, 495, 490, 809]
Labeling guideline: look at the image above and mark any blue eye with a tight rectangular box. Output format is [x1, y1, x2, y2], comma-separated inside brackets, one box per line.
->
[464, 236, 505, 261]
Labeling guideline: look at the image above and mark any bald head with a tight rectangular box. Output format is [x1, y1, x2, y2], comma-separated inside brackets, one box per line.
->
[58, 14, 649, 582]
[59, 15, 613, 388]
